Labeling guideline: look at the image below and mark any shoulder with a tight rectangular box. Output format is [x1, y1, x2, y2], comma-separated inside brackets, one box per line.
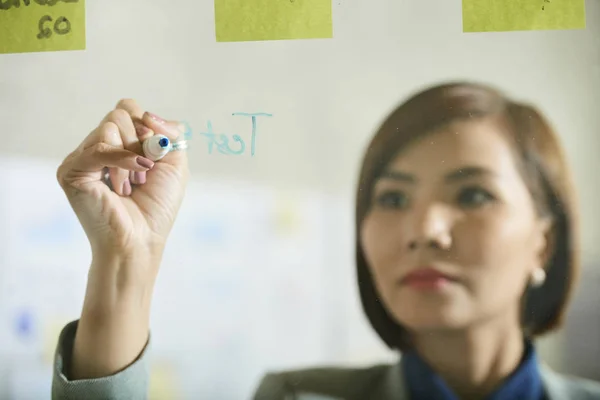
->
[252, 363, 394, 400]
[541, 366, 600, 399]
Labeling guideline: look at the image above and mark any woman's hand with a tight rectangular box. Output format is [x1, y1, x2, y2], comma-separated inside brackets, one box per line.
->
[57, 99, 189, 267]
[56, 99, 189, 379]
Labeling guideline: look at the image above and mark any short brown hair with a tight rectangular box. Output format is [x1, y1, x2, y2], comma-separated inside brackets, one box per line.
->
[355, 82, 580, 350]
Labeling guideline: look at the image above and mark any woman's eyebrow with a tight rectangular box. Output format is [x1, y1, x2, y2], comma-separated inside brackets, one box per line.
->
[445, 166, 497, 182]
[379, 170, 415, 183]
[379, 166, 496, 183]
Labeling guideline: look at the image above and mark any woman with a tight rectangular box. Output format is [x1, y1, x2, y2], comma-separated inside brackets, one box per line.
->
[52, 83, 600, 400]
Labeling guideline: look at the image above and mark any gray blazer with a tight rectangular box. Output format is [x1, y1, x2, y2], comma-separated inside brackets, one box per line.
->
[52, 320, 600, 400]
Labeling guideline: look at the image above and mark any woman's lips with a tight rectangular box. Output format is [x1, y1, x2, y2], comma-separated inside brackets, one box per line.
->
[400, 268, 457, 290]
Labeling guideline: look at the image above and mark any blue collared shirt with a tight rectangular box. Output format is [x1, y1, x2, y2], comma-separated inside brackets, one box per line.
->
[402, 341, 548, 400]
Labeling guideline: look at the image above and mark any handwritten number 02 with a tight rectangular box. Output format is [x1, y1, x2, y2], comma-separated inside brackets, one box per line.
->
[37, 15, 71, 39]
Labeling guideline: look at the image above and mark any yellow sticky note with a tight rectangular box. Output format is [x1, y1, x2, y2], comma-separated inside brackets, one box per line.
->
[0, 0, 86, 55]
[463, 0, 585, 32]
[215, 0, 332, 42]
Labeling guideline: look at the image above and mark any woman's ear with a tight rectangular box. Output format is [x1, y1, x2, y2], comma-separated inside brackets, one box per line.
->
[534, 217, 554, 269]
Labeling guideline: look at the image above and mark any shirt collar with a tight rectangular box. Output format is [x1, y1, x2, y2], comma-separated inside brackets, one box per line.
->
[401, 340, 545, 400]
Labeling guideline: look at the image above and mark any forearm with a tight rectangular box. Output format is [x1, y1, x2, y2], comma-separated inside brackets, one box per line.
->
[70, 253, 159, 380]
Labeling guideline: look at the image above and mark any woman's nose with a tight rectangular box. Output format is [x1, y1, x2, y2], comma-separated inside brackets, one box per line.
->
[406, 204, 453, 251]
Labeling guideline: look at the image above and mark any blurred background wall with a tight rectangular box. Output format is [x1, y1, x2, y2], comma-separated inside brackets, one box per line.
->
[0, 0, 598, 398]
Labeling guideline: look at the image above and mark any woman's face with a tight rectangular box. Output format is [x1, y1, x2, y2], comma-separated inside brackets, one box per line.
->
[360, 118, 551, 332]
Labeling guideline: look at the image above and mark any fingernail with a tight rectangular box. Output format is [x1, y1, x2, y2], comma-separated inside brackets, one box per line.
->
[122, 180, 132, 196]
[134, 171, 146, 184]
[134, 121, 153, 137]
[146, 112, 166, 124]
[136, 156, 154, 169]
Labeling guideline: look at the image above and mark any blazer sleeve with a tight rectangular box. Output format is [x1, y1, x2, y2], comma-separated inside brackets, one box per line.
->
[252, 372, 293, 400]
[51, 320, 151, 400]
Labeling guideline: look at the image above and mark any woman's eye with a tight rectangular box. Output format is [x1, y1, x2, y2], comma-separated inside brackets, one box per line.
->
[457, 186, 495, 207]
[375, 191, 409, 209]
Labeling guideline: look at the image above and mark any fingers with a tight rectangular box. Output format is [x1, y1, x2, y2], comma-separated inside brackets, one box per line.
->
[57, 121, 155, 197]
[101, 101, 149, 192]
[72, 143, 153, 174]
[114, 98, 144, 121]
[58, 142, 153, 196]
[113, 99, 153, 153]
[103, 108, 142, 155]
[133, 120, 154, 143]
[114, 98, 154, 145]
[130, 170, 147, 185]
[82, 105, 134, 151]
[142, 112, 184, 141]
[58, 100, 184, 199]
[96, 99, 147, 155]
[90, 121, 132, 196]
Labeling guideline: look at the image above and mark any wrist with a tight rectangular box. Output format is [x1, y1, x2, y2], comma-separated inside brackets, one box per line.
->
[83, 251, 161, 320]
[73, 253, 155, 380]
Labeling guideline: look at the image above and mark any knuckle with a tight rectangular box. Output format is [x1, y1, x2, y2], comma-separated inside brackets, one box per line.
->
[56, 150, 79, 187]
[108, 108, 130, 121]
[56, 163, 66, 186]
[92, 142, 111, 154]
[115, 98, 138, 113]
[98, 121, 120, 141]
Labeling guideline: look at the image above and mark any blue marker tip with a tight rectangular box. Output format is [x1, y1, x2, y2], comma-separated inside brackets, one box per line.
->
[158, 137, 170, 148]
